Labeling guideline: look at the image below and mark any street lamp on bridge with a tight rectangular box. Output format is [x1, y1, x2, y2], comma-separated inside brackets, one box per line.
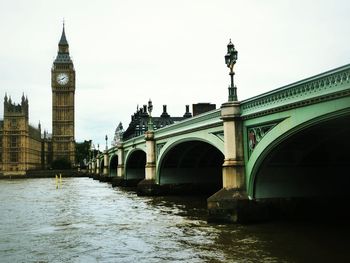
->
[105, 135, 108, 150]
[225, 39, 238, 101]
[147, 99, 153, 131]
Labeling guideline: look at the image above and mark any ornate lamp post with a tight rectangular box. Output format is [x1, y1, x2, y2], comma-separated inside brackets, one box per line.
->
[92, 143, 95, 159]
[105, 135, 108, 150]
[147, 99, 153, 131]
[225, 39, 238, 101]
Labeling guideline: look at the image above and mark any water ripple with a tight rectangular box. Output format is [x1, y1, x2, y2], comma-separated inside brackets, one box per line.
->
[1, 178, 349, 262]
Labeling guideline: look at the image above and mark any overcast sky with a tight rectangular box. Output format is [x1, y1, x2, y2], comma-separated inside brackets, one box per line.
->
[1, 0, 349, 147]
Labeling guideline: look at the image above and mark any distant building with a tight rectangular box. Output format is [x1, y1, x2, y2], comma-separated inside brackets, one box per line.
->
[41, 130, 53, 169]
[0, 95, 45, 174]
[122, 104, 192, 141]
[192, 103, 216, 116]
[112, 122, 124, 146]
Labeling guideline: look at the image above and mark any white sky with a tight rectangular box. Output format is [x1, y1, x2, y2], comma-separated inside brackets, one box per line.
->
[0, 0, 349, 147]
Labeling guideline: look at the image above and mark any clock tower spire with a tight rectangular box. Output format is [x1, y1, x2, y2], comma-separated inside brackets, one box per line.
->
[55, 22, 72, 64]
[58, 21, 69, 52]
[51, 23, 76, 167]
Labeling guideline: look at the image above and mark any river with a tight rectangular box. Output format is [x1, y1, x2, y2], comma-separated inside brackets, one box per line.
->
[0, 178, 349, 262]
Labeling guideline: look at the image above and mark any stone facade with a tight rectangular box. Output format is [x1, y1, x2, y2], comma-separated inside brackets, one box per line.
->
[192, 103, 216, 116]
[0, 95, 43, 175]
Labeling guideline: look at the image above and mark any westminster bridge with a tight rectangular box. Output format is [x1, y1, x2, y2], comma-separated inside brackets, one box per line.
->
[88, 63, 350, 223]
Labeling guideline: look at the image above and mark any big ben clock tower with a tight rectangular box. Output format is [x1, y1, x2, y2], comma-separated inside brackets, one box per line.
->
[51, 24, 75, 166]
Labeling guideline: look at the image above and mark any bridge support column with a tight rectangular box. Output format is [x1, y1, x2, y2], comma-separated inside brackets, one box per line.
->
[103, 151, 109, 176]
[92, 160, 98, 180]
[96, 158, 100, 176]
[98, 151, 110, 182]
[88, 163, 93, 177]
[111, 143, 125, 187]
[137, 130, 161, 196]
[208, 101, 259, 223]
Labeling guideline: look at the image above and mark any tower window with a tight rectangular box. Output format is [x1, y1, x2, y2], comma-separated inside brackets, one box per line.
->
[10, 119, 17, 128]
[10, 136, 18, 148]
[10, 152, 18, 162]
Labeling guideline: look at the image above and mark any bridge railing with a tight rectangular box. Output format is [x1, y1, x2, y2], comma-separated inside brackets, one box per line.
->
[241, 63, 350, 118]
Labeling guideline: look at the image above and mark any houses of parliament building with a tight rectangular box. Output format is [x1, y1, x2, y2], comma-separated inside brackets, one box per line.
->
[0, 25, 76, 175]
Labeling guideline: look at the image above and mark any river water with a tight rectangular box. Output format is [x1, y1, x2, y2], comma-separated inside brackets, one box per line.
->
[0, 178, 349, 263]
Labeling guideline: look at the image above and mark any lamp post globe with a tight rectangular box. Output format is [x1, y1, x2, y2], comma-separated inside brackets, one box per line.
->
[148, 99, 153, 116]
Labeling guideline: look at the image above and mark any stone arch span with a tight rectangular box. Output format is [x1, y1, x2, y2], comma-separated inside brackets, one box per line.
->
[125, 149, 146, 185]
[109, 154, 118, 177]
[250, 112, 350, 200]
[158, 139, 224, 195]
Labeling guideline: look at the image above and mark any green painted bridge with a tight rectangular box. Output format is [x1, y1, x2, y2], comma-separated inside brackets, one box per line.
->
[89, 63, 350, 223]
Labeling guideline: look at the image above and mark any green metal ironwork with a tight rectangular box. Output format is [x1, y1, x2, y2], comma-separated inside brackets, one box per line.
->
[247, 122, 279, 157]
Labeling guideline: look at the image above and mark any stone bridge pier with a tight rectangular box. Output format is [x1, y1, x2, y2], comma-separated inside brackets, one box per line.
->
[103, 150, 109, 176]
[137, 130, 161, 195]
[98, 150, 110, 182]
[207, 101, 259, 223]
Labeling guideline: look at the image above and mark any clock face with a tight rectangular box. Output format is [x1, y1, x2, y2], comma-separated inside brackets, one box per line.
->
[56, 73, 69, 85]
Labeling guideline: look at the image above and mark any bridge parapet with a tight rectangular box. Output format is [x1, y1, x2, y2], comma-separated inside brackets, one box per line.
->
[107, 145, 117, 156]
[241, 64, 350, 118]
[123, 134, 145, 149]
[153, 109, 221, 139]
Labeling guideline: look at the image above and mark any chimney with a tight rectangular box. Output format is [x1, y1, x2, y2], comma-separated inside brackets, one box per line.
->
[161, 105, 170, 118]
[183, 105, 192, 118]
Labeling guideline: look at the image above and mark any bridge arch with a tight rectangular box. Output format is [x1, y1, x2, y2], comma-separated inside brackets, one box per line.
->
[109, 154, 118, 177]
[125, 148, 146, 183]
[248, 107, 350, 199]
[157, 138, 224, 194]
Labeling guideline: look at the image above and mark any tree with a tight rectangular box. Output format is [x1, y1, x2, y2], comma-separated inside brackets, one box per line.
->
[75, 140, 91, 168]
[51, 158, 71, 169]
